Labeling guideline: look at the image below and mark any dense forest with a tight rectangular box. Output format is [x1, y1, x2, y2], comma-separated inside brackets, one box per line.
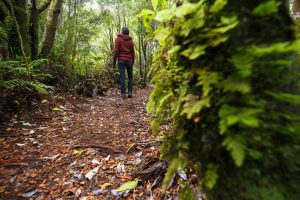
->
[0, 0, 300, 199]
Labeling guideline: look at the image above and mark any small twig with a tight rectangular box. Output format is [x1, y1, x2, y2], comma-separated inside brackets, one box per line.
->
[3, 162, 29, 167]
[0, 134, 18, 137]
[72, 144, 121, 153]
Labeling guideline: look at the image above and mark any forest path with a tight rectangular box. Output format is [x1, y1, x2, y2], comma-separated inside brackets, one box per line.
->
[0, 87, 161, 199]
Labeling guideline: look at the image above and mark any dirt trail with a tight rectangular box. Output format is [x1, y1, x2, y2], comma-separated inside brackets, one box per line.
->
[0, 88, 163, 199]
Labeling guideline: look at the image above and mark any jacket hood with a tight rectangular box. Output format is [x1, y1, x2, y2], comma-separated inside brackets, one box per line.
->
[118, 34, 132, 41]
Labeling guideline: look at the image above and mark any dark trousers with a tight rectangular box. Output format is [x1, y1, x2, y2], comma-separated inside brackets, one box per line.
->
[118, 60, 133, 94]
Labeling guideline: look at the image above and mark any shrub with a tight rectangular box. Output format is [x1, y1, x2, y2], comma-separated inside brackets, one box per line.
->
[0, 59, 52, 112]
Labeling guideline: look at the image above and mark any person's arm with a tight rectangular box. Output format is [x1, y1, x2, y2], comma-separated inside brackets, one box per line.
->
[113, 38, 120, 66]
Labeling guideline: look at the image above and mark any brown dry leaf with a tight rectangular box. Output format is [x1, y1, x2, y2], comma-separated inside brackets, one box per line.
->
[63, 187, 77, 194]
[85, 149, 92, 155]
[120, 174, 132, 181]
[75, 188, 82, 197]
[80, 181, 85, 185]
[0, 187, 6, 193]
[107, 160, 115, 165]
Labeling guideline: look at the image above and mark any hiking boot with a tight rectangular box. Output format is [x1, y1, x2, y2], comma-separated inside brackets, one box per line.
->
[128, 92, 133, 98]
[121, 93, 126, 99]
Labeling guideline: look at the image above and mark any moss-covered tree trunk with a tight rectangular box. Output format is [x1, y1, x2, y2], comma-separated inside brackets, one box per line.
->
[40, 0, 63, 58]
[29, 0, 39, 60]
[29, 0, 51, 60]
[8, 0, 31, 58]
[148, 0, 300, 199]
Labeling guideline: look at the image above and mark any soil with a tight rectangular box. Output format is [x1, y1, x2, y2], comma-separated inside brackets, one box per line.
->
[0, 87, 171, 199]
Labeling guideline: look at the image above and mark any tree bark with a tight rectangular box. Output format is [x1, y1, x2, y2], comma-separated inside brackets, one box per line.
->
[40, 0, 63, 58]
[29, 0, 39, 59]
[37, 0, 52, 13]
[293, 0, 300, 13]
[138, 35, 142, 79]
[29, 0, 51, 59]
[0, 2, 9, 22]
[8, 0, 31, 58]
[141, 36, 148, 88]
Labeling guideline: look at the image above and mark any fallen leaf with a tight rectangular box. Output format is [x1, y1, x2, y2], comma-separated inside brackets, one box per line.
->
[101, 182, 113, 190]
[73, 149, 85, 155]
[21, 189, 38, 198]
[85, 166, 99, 180]
[75, 188, 82, 197]
[63, 187, 77, 195]
[22, 122, 32, 126]
[115, 179, 138, 192]
[92, 159, 100, 165]
[135, 152, 143, 158]
[0, 187, 6, 193]
[177, 168, 187, 180]
[16, 143, 26, 147]
[52, 107, 63, 111]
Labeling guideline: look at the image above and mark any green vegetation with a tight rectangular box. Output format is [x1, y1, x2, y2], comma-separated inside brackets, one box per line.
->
[147, 0, 300, 199]
[0, 0, 154, 112]
[1, 0, 300, 199]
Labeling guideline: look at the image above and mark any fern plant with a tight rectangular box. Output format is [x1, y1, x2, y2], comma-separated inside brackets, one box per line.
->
[0, 59, 52, 111]
[147, 0, 300, 199]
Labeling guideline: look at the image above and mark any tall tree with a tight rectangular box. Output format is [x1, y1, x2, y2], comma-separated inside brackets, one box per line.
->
[29, 0, 51, 59]
[8, 0, 31, 58]
[40, 0, 63, 58]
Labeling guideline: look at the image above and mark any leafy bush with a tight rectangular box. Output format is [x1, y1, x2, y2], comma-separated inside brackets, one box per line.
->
[148, 0, 300, 199]
[0, 59, 52, 112]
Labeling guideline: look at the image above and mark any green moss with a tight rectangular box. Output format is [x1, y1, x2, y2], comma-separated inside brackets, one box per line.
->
[148, 0, 300, 199]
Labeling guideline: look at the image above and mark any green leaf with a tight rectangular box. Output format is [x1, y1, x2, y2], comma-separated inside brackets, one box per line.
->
[52, 107, 63, 111]
[223, 136, 246, 167]
[154, 5, 176, 22]
[168, 45, 181, 55]
[181, 44, 207, 60]
[162, 159, 181, 192]
[115, 179, 138, 192]
[151, 0, 158, 11]
[137, 9, 155, 18]
[73, 149, 85, 155]
[175, 2, 199, 18]
[252, 0, 280, 16]
[204, 164, 219, 189]
[209, 0, 227, 13]
[219, 105, 262, 134]
[41, 99, 48, 104]
[222, 77, 251, 94]
[267, 92, 300, 105]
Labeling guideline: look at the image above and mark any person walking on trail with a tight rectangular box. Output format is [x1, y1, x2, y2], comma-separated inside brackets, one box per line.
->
[113, 27, 135, 98]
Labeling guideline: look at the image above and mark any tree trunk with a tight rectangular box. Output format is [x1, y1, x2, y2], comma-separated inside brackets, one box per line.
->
[138, 35, 143, 79]
[293, 0, 300, 13]
[29, 0, 51, 59]
[141, 37, 148, 88]
[29, 0, 39, 59]
[40, 0, 63, 58]
[8, 0, 31, 58]
[0, 2, 8, 22]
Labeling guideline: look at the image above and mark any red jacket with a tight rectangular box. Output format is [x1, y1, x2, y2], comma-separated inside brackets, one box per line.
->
[113, 34, 135, 65]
